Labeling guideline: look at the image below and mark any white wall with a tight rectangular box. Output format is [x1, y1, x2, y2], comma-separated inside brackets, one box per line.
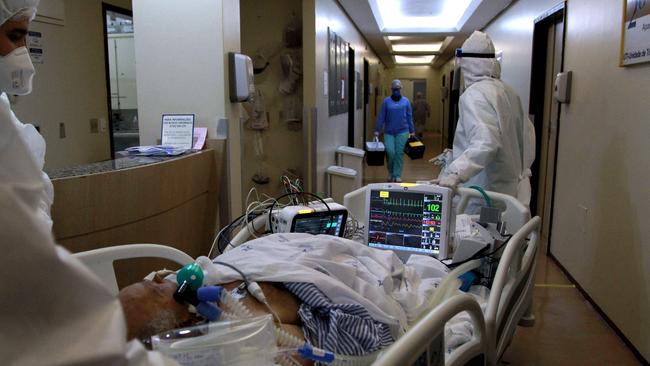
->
[133, 0, 243, 217]
[12, 0, 131, 169]
[303, 0, 382, 193]
[133, 1, 225, 145]
[486, 0, 650, 360]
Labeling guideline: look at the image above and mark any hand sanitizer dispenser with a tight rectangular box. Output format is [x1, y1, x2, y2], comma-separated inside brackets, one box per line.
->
[229, 52, 255, 103]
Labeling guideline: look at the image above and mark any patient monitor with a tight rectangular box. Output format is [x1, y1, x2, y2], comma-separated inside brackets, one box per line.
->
[363, 183, 452, 260]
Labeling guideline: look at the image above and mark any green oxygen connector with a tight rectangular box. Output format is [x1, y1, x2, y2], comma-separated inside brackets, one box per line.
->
[176, 263, 205, 290]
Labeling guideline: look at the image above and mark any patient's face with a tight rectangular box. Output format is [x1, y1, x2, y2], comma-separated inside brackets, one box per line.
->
[118, 274, 199, 341]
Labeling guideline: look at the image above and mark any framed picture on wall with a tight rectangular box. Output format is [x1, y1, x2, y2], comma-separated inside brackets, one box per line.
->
[620, 0, 650, 66]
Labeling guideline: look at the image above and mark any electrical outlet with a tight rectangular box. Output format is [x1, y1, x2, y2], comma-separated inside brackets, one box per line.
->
[89, 118, 99, 134]
[59, 122, 66, 138]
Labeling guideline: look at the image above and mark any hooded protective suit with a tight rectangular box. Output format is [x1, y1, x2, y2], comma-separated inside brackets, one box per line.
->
[443, 31, 535, 207]
[0, 1, 176, 364]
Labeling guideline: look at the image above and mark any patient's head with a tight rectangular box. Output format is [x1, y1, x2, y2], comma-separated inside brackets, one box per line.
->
[118, 273, 200, 341]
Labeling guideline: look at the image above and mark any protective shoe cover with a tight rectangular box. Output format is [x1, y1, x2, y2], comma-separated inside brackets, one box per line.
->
[443, 31, 535, 207]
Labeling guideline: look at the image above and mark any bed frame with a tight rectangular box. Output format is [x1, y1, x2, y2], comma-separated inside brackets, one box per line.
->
[76, 188, 540, 366]
[369, 183, 540, 366]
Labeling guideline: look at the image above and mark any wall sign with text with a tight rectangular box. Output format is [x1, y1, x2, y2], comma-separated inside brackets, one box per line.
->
[161, 114, 195, 149]
[621, 0, 650, 66]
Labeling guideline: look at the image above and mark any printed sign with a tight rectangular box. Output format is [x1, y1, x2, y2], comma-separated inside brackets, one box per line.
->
[161, 114, 194, 149]
[192, 127, 208, 150]
[28, 31, 44, 64]
[621, 0, 650, 66]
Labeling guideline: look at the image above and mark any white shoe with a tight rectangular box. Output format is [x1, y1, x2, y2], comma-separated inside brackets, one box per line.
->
[394, 177, 402, 182]
[387, 176, 394, 182]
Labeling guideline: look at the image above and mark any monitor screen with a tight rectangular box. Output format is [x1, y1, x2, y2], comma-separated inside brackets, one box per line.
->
[291, 210, 347, 237]
[367, 188, 446, 257]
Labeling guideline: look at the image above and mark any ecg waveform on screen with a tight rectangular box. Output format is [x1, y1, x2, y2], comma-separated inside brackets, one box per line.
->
[370, 208, 422, 232]
[376, 198, 423, 207]
[368, 190, 445, 256]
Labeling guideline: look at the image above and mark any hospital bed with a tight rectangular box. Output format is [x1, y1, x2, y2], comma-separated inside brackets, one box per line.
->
[74, 188, 540, 366]
[343, 186, 539, 366]
[371, 215, 541, 366]
[74, 243, 193, 295]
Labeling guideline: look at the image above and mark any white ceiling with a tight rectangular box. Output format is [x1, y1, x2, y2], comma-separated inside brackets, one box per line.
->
[338, 0, 513, 68]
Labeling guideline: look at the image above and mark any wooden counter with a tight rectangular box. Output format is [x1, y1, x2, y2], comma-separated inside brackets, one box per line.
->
[50, 148, 222, 288]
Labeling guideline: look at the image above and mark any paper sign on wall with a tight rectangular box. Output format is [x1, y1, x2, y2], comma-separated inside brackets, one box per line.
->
[28, 31, 44, 64]
[162, 114, 194, 149]
[621, 0, 650, 66]
[193, 127, 208, 150]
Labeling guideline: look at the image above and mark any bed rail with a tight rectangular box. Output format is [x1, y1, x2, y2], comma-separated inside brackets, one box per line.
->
[74, 243, 194, 295]
[484, 216, 541, 365]
[455, 188, 530, 233]
[373, 293, 487, 366]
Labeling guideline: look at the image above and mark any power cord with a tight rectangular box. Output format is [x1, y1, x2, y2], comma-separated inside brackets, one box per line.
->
[268, 192, 332, 234]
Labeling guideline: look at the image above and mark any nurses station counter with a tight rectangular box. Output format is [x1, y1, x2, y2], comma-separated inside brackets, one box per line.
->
[46, 149, 221, 288]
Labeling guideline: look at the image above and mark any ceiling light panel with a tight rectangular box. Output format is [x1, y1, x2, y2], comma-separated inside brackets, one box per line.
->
[371, 0, 475, 31]
[391, 43, 442, 52]
[394, 55, 435, 64]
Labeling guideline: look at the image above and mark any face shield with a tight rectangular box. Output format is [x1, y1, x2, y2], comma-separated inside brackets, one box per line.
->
[452, 48, 497, 93]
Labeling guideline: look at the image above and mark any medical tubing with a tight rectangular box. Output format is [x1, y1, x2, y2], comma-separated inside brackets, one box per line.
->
[213, 260, 250, 286]
[219, 290, 254, 319]
[416, 259, 482, 323]
[274, 326, 380, 365]
[268, 192, 331, 234]
[468, 185, 492, 207]
[222, 288, 380, 365]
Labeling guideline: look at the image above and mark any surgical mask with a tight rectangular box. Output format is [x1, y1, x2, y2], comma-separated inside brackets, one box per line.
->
[391, 89, 401, 101]
[0, 46, 35, 95]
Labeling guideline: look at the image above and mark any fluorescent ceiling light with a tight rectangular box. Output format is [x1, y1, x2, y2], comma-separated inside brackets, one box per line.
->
[372, 0, 474, 31]
[394, 55, 435, 64]
[387, 36, 405, 41]
[391, 43, 442, 53]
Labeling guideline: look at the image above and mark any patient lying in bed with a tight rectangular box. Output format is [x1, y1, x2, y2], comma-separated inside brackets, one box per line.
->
[118, 233, 484, 360]
[119, 273, 305, 342]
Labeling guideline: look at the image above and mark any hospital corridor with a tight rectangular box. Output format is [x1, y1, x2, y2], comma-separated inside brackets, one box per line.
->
[1, 0, 648, 366]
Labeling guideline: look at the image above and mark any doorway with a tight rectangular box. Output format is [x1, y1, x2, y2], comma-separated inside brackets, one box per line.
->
[528, 2, 566, 252]
[102, 3, 139, 158]
[446, 69, 460, 149]
[363, 58, 369, 144]
[347, 46, 355, 147]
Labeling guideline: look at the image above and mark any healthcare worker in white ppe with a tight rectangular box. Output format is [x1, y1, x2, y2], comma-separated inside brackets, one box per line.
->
[0, 1, 176, 364]
[434, 31, 535, 209]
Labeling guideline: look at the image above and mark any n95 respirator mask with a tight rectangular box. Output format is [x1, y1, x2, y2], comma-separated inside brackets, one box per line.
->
[0, 46, 35, 95]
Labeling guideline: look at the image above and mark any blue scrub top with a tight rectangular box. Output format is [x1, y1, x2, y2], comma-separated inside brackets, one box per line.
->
[375, 96, 414, 135]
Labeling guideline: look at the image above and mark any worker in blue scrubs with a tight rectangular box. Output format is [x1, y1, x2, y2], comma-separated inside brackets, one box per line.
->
[374, 79, 415, 182]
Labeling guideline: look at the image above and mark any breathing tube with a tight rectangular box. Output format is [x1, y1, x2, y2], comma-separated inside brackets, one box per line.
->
[173, 263, 382, 365]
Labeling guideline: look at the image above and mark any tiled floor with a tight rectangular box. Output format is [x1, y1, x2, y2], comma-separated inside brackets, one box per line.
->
[363, 132, 642, 365]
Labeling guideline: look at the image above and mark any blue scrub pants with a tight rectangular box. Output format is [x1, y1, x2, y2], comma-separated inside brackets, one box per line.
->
[384, 132, 409, 179]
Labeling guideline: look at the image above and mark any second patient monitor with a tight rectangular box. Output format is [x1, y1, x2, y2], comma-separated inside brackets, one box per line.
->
[364, 183, 452, 260]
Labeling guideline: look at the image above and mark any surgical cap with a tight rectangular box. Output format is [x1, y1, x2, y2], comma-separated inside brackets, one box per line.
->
[0, 0, 39, 26]
[461, 31, 495, 54]
[391, 79, 402, 89]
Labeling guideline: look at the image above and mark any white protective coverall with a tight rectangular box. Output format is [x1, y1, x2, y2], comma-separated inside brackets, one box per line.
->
[443, 31, 535, 206]
[0, 1, 176, 364]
